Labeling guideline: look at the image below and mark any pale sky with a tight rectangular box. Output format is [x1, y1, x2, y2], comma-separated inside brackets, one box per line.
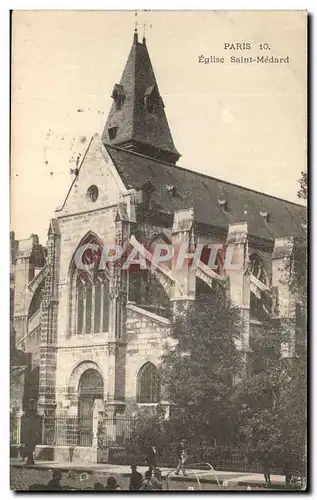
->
[11, 10, 307, 243]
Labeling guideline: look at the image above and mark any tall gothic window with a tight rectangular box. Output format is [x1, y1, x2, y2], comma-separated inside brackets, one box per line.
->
[249, 253, 271, 322]
[71, 232, 110, 336]
[76, 274, 110, 335]
[249, 253, 268, 284]
[136, 362, 160, 404]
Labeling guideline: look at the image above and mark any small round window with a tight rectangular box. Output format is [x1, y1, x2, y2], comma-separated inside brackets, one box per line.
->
[87, 185, 99, 203]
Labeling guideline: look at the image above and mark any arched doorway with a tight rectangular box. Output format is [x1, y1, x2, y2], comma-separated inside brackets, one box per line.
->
[78, 369, 103, 446]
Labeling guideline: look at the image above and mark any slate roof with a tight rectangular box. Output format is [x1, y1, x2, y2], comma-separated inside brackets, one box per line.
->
[102, 33, 180, 164]
[106, 145, 306, 242]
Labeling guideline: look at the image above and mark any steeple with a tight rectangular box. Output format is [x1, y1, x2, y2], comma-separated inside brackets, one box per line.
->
[102, 32, 180, 165]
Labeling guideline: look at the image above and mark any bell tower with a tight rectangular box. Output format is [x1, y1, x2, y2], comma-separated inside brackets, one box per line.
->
[102, 31, 180, 165]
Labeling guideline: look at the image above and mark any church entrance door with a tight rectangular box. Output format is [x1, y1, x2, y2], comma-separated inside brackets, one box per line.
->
[78, 369, 103, 446]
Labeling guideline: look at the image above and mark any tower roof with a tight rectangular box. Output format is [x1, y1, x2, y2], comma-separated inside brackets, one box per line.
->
[102, 32, 180, 165]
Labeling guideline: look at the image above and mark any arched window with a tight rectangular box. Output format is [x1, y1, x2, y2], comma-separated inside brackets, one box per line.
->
[79, 369, 104, 397]
[249, 253, 271, 322]
[70, 232, 110, 336]
[249, 254, 268, 284]
[136, 362, 160, 404]
[76, 274, 109, 335]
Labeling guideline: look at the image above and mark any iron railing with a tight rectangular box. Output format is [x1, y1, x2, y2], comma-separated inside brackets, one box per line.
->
[10, 413, 20, 445]
[41, 415, 135, 448]
[98, 416, 135, 447]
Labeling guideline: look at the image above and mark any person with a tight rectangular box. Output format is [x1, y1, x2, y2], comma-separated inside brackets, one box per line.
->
[151, 469, 163, 490]
[94, 482, 105, 490]
[129, 464, 143, 491]
[46, 470, 63, 490]
[140, 470, 155, 491]
[259, 449, 272, 487]
[145, 444, 158, 474]
[263, 463, 271, 487]
[24, 440, 36, 466]
[22, 409, 41, 466]
[175, 439, 188, 476]
[105, 476, 121, 491]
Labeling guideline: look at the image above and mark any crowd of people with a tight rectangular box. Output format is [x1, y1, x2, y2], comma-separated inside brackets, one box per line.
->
[27, 438, 189, 491]
[29, 471, 123, 491]
[29, 466, 164, 491]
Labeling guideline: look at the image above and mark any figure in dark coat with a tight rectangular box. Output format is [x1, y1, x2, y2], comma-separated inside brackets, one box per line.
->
[129, 465, 143, 491]
[105, 477, 121, 490]
[21, 410, 41, 465]
[145, 444, 158, 474]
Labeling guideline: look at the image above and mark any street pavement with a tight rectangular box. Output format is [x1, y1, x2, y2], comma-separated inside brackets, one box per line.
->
[10, 458, 287, 490]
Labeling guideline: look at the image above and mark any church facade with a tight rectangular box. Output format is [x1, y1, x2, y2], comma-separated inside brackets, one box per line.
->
[11, 31, 306, 452]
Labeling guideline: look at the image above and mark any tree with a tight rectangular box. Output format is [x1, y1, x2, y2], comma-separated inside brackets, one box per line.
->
[297, 171, 307, 202]
[234, 168, 308, 486]
[126, 406, 166, 456]
[159, 292, 243, 447]
[236, 172, 307, 488]
[233, 320, 306, 487]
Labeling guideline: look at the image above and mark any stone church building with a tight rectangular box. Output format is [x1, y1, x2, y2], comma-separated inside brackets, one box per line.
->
[11, 31, 306, 458]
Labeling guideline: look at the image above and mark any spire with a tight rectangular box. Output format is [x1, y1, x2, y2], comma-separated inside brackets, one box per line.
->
[102, 32, 180, 165]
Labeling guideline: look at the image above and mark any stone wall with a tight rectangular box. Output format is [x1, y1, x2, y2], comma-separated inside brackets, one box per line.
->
[125, 304, 171, 412]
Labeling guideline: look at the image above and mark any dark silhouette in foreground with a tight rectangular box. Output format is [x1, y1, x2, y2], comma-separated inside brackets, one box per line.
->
[129, 464, 143, 491]
[21, 409, 41, 466]
[46, 470, 63, 490]
[105, 476, 121, 491]
[94, 482, 105, 490]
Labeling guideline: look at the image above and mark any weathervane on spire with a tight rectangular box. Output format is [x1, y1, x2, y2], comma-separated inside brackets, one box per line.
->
[134, 12, 138, 33]
[134, 11, 152, 43]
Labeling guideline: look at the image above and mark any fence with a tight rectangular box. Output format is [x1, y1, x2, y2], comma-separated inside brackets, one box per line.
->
[41, 415, 135, 448]
[142, 442, 266, 474]
[42, 416, 85, 447]
[10, 413, 20, 445]
[190, 444, 263, 473]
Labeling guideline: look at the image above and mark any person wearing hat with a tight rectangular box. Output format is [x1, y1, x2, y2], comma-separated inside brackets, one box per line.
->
[46, 470, 63, 490]
[151, 469, 163, 490]
[140, 470, 155, 491]
[105, 476, 121, 491]
[175, 439, 188, 476]
[129, 464, 143, 491]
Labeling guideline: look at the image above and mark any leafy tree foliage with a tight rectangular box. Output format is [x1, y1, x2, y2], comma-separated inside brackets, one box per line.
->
[297, 171, 307, 202]
[126, 171, 307, 485]
[235, 173, 307, 487]
[159, 292, 243, 446]
[233, 321, 306, 485]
